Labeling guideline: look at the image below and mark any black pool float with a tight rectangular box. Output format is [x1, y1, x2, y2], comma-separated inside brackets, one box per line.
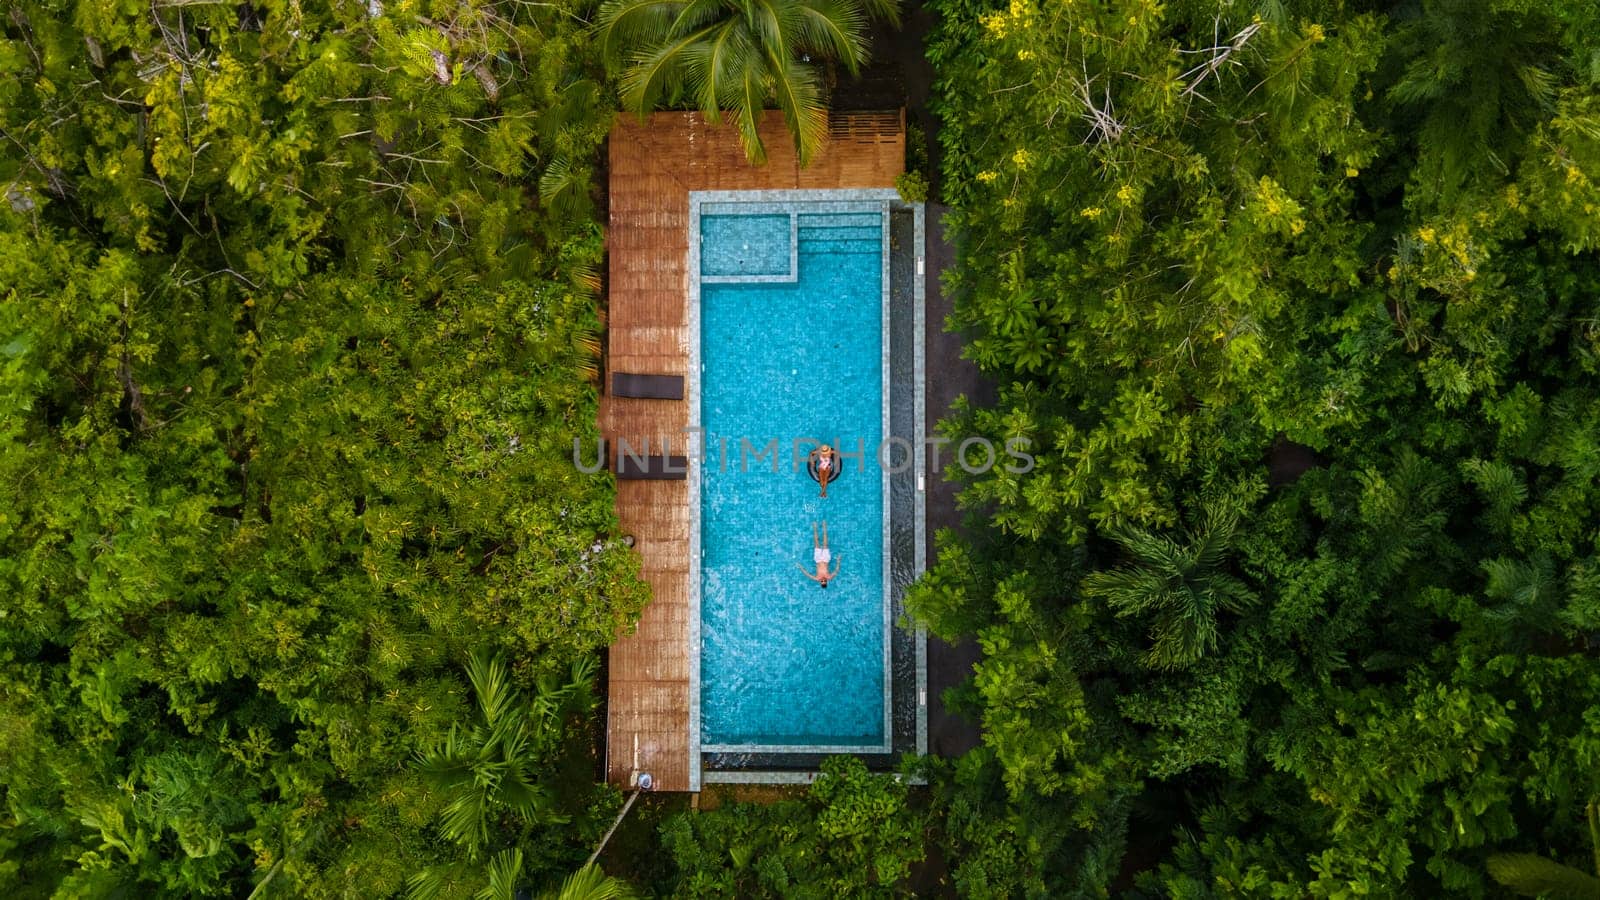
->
[807, 454, 845, 484]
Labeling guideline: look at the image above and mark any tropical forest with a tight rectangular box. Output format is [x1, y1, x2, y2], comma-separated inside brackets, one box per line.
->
[4, 0, 1600, 897]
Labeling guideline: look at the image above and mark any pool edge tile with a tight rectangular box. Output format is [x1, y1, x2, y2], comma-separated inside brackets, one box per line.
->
[688, 188, 905, 776]
[913, 200, 929, 759]
[687, 192, 703, 793]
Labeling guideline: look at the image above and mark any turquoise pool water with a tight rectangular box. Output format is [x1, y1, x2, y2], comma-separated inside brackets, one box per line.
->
[701, 214, 791, 277]
[699, 208, 886, 749]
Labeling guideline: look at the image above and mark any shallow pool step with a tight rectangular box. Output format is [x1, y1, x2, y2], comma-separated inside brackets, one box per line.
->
[799, 239, 881, 257]
[798, 213, 882, 229]
[799, 226, 882, 244]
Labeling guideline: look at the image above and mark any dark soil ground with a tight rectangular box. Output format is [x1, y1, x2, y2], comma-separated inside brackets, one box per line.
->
[834, 1, 944, 198]
[593, 790, 691, 891]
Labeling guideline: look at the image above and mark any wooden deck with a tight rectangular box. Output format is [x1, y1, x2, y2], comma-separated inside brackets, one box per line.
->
[602, 110, 904, 792]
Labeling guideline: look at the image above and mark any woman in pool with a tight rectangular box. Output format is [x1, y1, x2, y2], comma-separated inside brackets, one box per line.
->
[798, 520, 840, 588]
[809, 444, 838, 498]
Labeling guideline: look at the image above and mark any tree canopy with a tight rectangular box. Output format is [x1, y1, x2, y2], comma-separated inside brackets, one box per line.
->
[1, 0, 645, 895]
[913, 0, 1600, 895]
[8, 0, 1600, 896]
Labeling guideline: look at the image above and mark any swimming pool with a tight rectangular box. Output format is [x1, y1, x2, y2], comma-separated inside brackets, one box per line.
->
[694, 198, 890, 753]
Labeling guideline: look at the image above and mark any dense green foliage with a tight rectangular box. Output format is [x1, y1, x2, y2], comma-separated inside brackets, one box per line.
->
[655, 758, 926, 897]
[914, 0, 1600, 895]
[0, 0, 647, 895]
[10, 0, 1600, 895]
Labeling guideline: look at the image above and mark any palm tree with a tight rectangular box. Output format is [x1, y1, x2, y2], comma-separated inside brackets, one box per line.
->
[1386, 0, 1564, 204]
[1487, 799, 1600, 899]
[1081, 504, 1255, 670]
[542, 864, 636, 900]
[595, 0, 900, 166]
[415, 651, 597, 854]
[407, 653, 600, 900]
[409, 854, 635, 900]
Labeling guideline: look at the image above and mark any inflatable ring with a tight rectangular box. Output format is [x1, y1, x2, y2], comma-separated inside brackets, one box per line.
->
[807, 453, 844, 485]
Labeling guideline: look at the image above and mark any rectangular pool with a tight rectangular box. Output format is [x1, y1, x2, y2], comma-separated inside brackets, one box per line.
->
[691, 197, 891, 755]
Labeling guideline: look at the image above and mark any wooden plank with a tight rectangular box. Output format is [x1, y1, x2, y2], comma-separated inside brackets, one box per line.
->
[607, 354, 689, 377]
[616, 504, 689, 531]
[612, 480, 687, 513]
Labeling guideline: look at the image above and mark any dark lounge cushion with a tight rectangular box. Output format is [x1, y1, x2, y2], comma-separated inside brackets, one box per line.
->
[615, 454, 689, 480]
[612, 373, 684, 400]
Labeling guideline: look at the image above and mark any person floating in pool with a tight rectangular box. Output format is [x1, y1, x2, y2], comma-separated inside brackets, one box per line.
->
[809, 444, 838, 498]
[798, 520, 841, 588]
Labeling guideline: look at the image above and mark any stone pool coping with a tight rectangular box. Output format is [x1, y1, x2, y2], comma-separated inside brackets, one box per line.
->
[687, 190, 926, 785]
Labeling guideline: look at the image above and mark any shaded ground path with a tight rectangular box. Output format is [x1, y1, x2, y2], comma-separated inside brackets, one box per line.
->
[921, 203, 988, 758]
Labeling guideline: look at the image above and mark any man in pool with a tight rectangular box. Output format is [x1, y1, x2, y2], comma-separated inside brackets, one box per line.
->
[809, 444, 838, 498]
[798, 520, 841, 588]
